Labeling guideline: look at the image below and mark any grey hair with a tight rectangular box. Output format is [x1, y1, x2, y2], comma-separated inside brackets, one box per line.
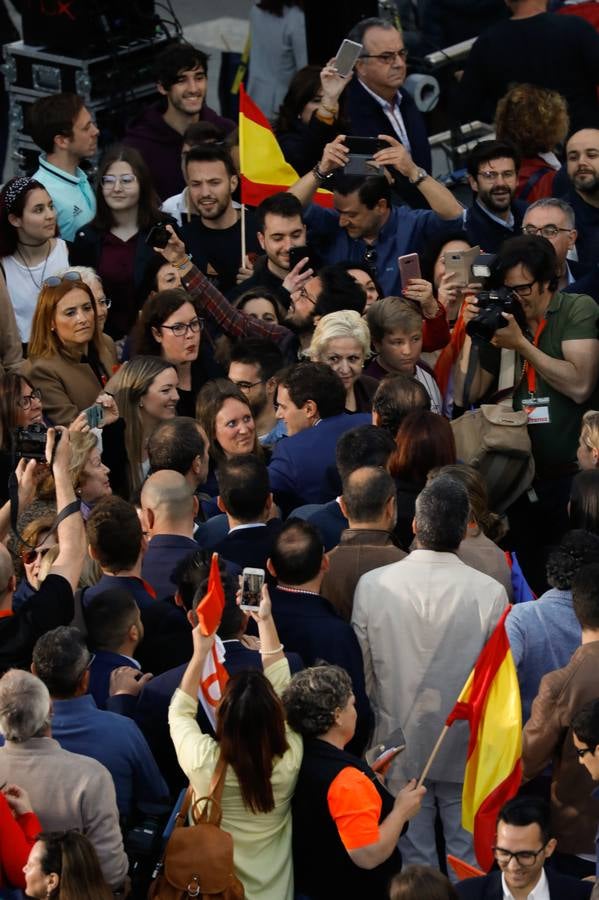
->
[414, 475, 469, 551]
[348, 17, 400, 46]
[524, 197, 575, 229]
[282, 665, 353, 738]
[57, 265, 102, 290]
[0, 670, 51, 742]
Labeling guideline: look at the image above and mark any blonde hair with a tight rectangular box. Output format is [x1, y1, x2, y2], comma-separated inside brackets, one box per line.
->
[69, 431, 98, 492]
[581, 410, 599, 453]
[105, 356, 176, 496]
[366, 296, 423, 344]
[307, 309, 371, 362]
[38, 544, 60, 583]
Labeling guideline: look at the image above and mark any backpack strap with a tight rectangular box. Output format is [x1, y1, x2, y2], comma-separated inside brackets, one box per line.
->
[519, 165, 553, 201]
[191, 755, 228, 827]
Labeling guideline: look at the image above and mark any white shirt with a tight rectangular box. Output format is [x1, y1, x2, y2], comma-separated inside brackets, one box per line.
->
[2, 238, 69, 342]
[502, 868, 550, 900]
[358, 79, 411, 152]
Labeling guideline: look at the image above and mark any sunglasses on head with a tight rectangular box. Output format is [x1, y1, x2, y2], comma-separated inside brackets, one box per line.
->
[43, 271, 84, 288]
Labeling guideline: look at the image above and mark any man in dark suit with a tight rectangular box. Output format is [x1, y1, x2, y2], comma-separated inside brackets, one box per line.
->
[456, 796, 592, 899]
[211, 456, 282, 570]
[267, 518, 372, 755]
[85, 588, 145, 709]
[269, 361, 370, 514]
[346, 17, 432, 209]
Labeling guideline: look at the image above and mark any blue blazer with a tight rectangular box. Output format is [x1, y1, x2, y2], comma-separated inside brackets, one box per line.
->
[211, 519, 284, 570]
[268, 413, 370, 515]
[88, 650, 139, 710]
[456, 868, 592, 899]
[291, 500, 348, 551]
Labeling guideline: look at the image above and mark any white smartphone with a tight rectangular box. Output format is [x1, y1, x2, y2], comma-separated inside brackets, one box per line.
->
[443, 245, 480, 287]
[334, 39, 363, 77]
[398, 252, 421, 287]
[239, 567, 265, 612]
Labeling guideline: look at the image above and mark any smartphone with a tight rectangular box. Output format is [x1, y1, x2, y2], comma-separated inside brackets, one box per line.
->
[365, 725, 407, 773]
[471, 252, 495, 284]
[239, 567, 265, 612]
[398, 253, 421, 288]
[344, 136, 385, 156]
[334, 39, 363, 78]
[288, 245, 313, 273]
[83, 403, 104, 429]
[145, 223, 171, 249]
[443, 245, 480, 287]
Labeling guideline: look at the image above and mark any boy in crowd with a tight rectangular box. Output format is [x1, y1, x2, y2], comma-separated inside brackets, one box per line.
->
[365, 296, 442, 414]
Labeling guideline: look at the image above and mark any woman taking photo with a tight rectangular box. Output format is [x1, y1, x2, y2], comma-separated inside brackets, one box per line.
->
[23, 830, 112, 900]
[133, 288, 205, 417]
[169, 583, 302, 900]
[283, 664, 424, 900]
[27, 272, 116, 425]
[70, 145, 175, 339]
[106, 355, 179, 497]
[0, 177, 68, 345]
[307, 310, 377, 413]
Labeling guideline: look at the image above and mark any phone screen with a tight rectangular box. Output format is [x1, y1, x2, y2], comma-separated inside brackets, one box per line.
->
[240, 569, 264, 611]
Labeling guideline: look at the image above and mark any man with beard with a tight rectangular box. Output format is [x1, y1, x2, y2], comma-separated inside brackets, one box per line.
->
[560, 129, 599, 269]
[179, 145, 259, 293]
[227, 338, 286, 445]
[464, 140, 527, 253]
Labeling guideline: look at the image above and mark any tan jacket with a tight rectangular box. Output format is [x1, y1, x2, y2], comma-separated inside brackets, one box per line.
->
[0, 272, 24, 375]
[26, 335, 117, 425]
[523, 641, 599, 854]
[321, 529, 406, 621]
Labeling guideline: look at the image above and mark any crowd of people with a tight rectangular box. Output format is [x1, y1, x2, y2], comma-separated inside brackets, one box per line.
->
[4, 0, 599, 897]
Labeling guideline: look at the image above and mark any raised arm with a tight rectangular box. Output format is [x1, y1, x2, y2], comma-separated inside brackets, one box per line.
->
[45, 428, 86, 591]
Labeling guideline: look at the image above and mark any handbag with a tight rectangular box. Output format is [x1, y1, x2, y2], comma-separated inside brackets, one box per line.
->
[148, 757, 245, 900]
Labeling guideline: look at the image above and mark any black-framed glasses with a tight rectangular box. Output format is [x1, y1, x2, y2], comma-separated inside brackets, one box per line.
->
[43, 271, 83, 288]
[506, 281, 535, 298]
[16, 387, 42, 410]
[159, 317, 204, 337]
[360, 50, 408, 63]
[493, 845, 547, 867]
[296, 286, 317, 305]
[230, 378, 264, 390]
[575, 745, 596, 759]
[522, 224, 573, 239]
[96, 297, 112, 309]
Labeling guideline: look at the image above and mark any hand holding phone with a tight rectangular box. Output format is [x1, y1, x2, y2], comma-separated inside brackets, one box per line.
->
[145, 223, 172, 249]
[333, 39, 363, 78]
[83, 403, 104, 429]
[398, 253, 421, 287]
[239, 568, 265, 612]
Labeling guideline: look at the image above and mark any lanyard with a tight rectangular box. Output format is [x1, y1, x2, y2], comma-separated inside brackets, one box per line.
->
[524, 318, 548, 396]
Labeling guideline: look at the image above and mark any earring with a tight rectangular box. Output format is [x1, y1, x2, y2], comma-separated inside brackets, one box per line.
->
[139, 401, 144, 408]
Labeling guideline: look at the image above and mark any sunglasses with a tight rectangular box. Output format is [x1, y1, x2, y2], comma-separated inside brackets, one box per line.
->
[43, 271, 83, 288]
[21, 545, 52, 565]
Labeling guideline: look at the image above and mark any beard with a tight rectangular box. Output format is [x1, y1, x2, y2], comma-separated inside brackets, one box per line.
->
[284, 309, 314, 336]
[572, 170, 599, 196]
[479, 186, 514, 214]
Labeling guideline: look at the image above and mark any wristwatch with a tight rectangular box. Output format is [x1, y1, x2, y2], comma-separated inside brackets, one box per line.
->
[409, 167, 428, 187]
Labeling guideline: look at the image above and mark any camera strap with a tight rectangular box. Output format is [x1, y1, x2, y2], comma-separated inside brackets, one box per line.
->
[523, 319, 548, 396]
[7, 469, 80, 551]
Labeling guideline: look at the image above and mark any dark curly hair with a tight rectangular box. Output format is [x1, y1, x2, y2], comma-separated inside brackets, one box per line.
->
[282, 665, 353, 738]
[132, 288, 199, 356]
[545, 529, 599, 591]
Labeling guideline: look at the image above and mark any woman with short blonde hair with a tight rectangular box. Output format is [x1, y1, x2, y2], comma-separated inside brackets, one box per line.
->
[578, 410, 599, 470]
[307, 310, 376, 413]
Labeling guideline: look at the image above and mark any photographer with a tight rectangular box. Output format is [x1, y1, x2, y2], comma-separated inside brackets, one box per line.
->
[457, 234, 599, 591]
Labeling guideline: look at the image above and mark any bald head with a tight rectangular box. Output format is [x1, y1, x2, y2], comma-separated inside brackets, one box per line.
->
[341, 465, 396, 527]
[0, 545, 15, 612]
[141, 470, 195, 536]
[566, 129, 599, 198]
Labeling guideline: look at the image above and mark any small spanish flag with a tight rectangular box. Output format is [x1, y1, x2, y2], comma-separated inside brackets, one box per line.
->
[446, 606, 522, 871]
[238, 83, 334, 208]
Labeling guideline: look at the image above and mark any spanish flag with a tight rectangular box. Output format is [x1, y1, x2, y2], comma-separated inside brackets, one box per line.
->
[196, 554, 229, 726]
[446, 606, 522, 871]
[238, 83, 334, 208]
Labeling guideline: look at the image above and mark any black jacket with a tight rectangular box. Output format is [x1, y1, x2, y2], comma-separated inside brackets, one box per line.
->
[456, 868, 592, 899]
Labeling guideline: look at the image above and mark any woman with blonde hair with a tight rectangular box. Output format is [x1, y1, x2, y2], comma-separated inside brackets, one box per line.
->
[307, 309, 377, 412]
[27, 273, 116, 425]
[68, 431, 112, 517]
[105, 356, 179, 497]
[577, 410, 599, 471]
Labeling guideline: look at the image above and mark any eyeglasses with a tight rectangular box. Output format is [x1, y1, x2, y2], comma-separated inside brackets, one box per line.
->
[506, 281, 535, 298]
[296, 286, 317, 305]
[159, 317, 204, 337]
[493, 845, 547, 867]
[522, 224, 573, 239]
[575, 745, 596, 759]
[230, 379, 264, 390]
[21, 544, 52, 565]
[477, 169, 516, 181]
[16, 387, 42, 410]
[43, 271, 83, 288]
[101, 174, 137, 188]
[360, 50, 408, 64]
[96, 297, 112, 309]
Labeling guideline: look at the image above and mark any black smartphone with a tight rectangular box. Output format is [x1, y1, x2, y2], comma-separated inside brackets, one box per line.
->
[344, 136, 385, 156]
[288, 245, 313, 272]
[145, 223, 171, 249]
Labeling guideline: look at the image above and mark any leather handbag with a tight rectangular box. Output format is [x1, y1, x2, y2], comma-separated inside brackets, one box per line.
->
[148, 757, 245, 899]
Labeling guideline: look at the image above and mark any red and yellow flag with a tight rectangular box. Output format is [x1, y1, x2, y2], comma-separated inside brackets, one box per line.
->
[238, 83, 334, 208]
[446, 606, 522, 871]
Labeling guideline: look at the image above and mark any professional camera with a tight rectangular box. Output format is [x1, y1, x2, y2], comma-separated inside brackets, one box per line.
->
[466, 287, 528, 344]
[12, 423, 49, 461]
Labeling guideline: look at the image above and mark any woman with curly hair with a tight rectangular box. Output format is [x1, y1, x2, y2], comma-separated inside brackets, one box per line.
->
[283, 664, 425, 900]
[495, 83, 569, 202]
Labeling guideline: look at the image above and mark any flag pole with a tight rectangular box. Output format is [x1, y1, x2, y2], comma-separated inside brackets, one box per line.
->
[417, 725, 450, 788]
[241, 203, 247, 269]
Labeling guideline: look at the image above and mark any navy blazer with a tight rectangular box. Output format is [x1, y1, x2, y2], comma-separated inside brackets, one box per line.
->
[211, 519, 284, 570]
[132, 640, 304, 794]
[141, 534, 201, 603]
[345, 77, 432, 209]
[291, 500, 348, 551]
[268, 413, 370, 516]
[269, 585, 373, 755]
[88, 650, 139, 710]
[456, 868, 592, 899]
[464, 199, 528, 254]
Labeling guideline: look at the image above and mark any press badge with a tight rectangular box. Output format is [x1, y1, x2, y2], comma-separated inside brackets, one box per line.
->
[523, 397, 550, 425]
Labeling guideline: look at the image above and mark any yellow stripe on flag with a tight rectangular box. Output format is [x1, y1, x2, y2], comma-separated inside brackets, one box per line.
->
[239, 114, 298, 189]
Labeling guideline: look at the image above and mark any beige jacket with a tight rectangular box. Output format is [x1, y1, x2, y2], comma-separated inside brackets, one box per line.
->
[0, 272, 24, 375]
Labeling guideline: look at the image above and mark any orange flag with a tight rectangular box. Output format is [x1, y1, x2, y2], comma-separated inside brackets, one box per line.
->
[446, 606, 522, 871]
[196, 554, 229, 718]
[238, 83, 334, 208]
